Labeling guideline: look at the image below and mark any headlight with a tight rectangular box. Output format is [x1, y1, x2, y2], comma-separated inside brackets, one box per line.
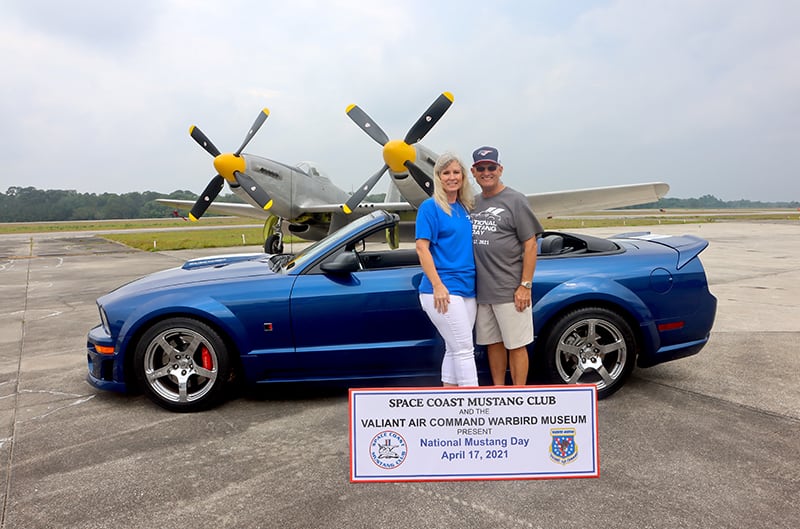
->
[98, 304, 110, 334]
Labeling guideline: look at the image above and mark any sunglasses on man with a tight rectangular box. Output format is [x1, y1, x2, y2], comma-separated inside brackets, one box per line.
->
[474, 164, 498, 173]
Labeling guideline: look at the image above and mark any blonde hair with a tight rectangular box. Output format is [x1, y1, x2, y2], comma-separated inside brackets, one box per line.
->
[432, 152, 474, 215]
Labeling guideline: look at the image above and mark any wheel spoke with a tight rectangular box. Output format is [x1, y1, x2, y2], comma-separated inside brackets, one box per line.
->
[194, 366, 215, 379]
[146, 365, 171, 382]
[177, 378, 189, 402]
[596, 365, 615, 387]
[566, 366, 585, 384]
[182, 334, 204, 355]
[558, 343, 582, 357]
[597, 338, 624, 355]
[586, 320, 600, 343]
[155, 335, 179, 356]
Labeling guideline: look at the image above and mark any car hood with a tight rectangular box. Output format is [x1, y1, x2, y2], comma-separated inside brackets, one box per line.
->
[110, 253, 276, 295]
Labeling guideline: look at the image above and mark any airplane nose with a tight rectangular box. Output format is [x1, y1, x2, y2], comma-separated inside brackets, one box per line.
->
[382, 139, 416, 173]
[213, 153, 246, 183]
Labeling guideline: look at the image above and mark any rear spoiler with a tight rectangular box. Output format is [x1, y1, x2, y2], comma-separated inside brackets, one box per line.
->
[612, 232, 709, 269]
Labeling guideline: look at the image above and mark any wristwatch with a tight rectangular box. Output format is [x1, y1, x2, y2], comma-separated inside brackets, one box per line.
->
[520, 280, 532, 289]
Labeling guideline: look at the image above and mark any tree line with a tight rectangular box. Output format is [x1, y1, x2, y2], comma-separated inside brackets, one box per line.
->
[629, 194, 799, 210]
[1, 186, 797, 223]
[0, 187, 242, 222]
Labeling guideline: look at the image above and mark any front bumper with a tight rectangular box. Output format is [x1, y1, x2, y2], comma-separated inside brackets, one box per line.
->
[86, 324, 128, 393]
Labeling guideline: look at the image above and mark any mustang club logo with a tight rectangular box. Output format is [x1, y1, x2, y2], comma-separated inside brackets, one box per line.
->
[369, 430, 408, 470]
[549, 428, 578, 465]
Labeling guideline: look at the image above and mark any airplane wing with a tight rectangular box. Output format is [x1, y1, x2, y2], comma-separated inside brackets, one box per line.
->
[156, 199, 272, 220]
[528, 182, 669, 218]
[299, 201, 417, 214]
[298, 183, 669, 218]
[157, 198, 418, 219]
[159, 182, 668, 223]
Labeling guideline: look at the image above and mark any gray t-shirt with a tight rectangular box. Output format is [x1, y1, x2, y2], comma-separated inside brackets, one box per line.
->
[472, 187, 544, 304]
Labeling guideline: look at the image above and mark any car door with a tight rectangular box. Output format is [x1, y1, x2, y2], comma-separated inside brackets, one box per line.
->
[288, 256, 442, 382]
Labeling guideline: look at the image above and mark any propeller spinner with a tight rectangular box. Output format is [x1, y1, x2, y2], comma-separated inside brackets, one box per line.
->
[342, 92, 454, 214]
[188, 109, 273, 221]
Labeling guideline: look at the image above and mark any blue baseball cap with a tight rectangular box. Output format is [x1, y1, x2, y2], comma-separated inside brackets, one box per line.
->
[472, 146, 501, 166]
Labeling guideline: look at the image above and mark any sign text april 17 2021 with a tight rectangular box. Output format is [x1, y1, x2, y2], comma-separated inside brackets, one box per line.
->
[349, 384, 599, 482]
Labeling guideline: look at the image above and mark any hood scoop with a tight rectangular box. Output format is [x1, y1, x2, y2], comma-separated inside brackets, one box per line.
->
[181, 253, 267, 271]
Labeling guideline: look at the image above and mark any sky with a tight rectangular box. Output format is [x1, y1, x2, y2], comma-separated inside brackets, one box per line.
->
[1, 0, 798, 202]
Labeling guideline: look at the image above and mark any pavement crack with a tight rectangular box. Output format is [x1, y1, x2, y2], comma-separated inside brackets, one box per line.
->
[0, 241, 31, 528]
[642, 378, 800, 423]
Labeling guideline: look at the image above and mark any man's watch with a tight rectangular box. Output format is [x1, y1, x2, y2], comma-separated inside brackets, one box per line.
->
[520, 280, 532, 289]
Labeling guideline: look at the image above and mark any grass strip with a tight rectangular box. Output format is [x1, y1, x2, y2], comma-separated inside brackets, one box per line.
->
[104, 228, 269, 251]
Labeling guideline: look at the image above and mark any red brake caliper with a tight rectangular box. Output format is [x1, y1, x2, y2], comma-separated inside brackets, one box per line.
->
[201, 346, 213, 370]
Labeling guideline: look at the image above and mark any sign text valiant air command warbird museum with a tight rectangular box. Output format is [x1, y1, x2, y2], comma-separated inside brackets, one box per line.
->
[349, 385, 599, 482]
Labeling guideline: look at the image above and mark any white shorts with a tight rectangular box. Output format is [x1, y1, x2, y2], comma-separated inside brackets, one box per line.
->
[475, 302, 534, 350]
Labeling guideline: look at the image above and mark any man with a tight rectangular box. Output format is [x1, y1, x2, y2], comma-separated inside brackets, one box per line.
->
[470, 146, 543, 385]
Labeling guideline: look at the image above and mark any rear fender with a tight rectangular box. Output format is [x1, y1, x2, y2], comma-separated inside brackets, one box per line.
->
[534, 276, 659, 354]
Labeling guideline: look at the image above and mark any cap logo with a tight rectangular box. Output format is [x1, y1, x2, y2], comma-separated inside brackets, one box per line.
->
[477, 149, 494, 156]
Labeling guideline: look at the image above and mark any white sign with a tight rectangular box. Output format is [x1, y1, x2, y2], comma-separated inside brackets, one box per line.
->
[349, 385, 598, 482]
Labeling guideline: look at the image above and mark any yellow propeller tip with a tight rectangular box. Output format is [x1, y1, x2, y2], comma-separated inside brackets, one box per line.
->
[345, 104, 356, 113]
[443, 92, 454, 102]
[189, 125, 195, 134]
[188, 214, 199, 222]
[263, 200, 273, 211]
[342, 205, 353, 214]
[262, 108, 270, 116]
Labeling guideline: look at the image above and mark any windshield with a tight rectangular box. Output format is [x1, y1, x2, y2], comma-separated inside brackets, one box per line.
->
[283, 211, 391, 272]
[296, 161, 330, 181]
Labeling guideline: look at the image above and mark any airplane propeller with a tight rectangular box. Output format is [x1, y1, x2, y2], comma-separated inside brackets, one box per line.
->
[188, 108, 273, 221]
[342, 92, 454, 214]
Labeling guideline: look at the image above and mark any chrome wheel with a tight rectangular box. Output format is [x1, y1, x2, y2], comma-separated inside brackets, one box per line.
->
[544, 307, 636, 398]
[135, 318, 230, 412]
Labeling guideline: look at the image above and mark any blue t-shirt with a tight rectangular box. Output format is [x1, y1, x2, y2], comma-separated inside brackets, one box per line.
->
[415, 198, 476, 297]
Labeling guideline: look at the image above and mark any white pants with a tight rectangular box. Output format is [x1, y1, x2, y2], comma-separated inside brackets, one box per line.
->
[419, 294, 478, 386]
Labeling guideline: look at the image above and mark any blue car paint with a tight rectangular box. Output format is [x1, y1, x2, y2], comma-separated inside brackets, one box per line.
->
[87, 210, 716, 400]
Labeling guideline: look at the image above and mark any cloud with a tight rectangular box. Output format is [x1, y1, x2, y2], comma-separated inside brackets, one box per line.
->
[0, 0, 797, 202]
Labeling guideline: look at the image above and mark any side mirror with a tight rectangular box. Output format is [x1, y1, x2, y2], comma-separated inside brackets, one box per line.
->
[345, 239, 366, 252]
[320, 251, 361, 274]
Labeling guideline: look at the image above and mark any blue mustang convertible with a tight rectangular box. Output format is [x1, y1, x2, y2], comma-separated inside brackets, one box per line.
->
[87, 210, 716, 412]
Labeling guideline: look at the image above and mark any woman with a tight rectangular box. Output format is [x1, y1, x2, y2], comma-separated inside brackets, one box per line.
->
[415, 153, 478, 387]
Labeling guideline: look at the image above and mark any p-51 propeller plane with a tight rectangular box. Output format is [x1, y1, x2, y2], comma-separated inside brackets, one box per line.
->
[157, 92, 669, 253]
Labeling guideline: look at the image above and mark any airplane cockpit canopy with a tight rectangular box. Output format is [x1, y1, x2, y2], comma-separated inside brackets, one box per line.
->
[297, 161, 332, 183]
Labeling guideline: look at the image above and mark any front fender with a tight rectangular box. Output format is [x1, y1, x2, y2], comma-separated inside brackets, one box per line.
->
[114, 293, 249, 361]
[534, 276, 659, 352]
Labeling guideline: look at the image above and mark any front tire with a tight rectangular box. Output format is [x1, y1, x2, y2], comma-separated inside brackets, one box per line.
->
[133, 318, 231, 412]
[542, 307, 636, 399]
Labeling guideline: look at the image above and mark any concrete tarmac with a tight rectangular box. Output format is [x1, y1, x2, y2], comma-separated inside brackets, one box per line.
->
[0, 221, 798, 529]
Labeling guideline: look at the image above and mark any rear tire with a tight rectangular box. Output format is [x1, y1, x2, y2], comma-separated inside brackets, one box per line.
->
[133, 317, 231, 412]
[542, 307, 636, 399]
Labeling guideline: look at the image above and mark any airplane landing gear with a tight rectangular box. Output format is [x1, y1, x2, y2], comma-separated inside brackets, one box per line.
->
[265, 234, 283, 254]
[263, 216, 284, 254]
